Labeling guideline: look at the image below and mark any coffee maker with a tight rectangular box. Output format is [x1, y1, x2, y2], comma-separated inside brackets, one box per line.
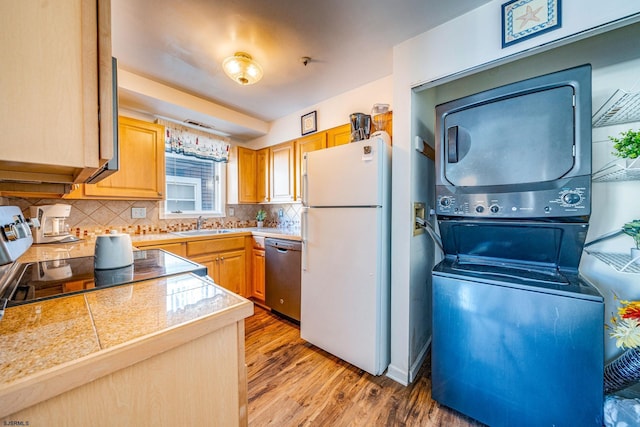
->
[29, 204, 79, 244]
[349, 113, 371, 142]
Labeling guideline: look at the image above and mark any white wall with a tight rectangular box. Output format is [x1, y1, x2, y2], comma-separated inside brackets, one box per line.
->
[248, 76, 393, 148]
[388, 0, 640, 385]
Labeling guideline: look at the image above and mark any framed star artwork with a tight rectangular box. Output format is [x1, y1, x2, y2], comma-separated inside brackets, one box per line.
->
[301, 110, 317, 135]
[502, 0, 562, 48]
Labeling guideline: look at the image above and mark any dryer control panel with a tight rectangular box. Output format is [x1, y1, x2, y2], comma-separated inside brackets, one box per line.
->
[436, 176, 590, 219]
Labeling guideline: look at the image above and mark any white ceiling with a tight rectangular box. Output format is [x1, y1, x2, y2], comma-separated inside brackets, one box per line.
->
[112, 0, 493, 140]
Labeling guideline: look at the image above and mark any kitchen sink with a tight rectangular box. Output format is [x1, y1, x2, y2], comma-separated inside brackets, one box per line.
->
[172, 229, 234, 237]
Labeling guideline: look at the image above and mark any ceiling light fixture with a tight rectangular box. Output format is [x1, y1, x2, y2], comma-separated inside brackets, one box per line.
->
[222, 52, 263, 85]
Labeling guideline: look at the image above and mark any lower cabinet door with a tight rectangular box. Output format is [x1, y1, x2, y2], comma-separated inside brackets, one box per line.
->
[251, 248, 265, 300]
[217, 250, 246, 296]
[190, 255, 217, 282]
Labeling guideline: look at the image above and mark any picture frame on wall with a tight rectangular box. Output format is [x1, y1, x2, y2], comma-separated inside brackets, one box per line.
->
[502, 0, 562, 48]
[301, 111, 317, 135]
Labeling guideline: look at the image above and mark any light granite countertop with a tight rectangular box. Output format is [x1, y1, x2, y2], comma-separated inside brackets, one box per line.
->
[0, 244, 254, 418]
[15, 227, 300, 262]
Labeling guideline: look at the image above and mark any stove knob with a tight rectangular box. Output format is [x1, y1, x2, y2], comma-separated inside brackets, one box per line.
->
[3, 224, 18, 241]
[490, 205, 500, 213]
[562, 192, 581, 205]
[475, 205, 485, 213]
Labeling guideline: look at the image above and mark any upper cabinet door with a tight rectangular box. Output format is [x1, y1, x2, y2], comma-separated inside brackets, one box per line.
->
[67, 117, 165, 199]
[295, 132, 327, 201]
[227, 146, 259, 204]
[0, 0, 113, 191]
[326, 124, 352, 148]
[256, 148, 270, 203]
[238, 147, 258, 203]
[270, 141, 296, 203]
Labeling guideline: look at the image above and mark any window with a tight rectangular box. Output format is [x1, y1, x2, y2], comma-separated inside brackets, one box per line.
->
[166, 176, 202, 212]
[161, 152, 226, 219]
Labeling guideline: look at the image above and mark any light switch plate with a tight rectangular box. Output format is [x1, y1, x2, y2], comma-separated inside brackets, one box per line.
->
[131, 207, 146, 219]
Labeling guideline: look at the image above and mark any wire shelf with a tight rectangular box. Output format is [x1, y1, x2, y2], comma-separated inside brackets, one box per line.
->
[585, 250, 640, 274]
[593, 90, 640, 128]
[593, 158, 640, 182]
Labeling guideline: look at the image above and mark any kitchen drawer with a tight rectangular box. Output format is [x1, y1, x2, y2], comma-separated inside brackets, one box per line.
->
[252, 236, 265, 249]
[187, 237, 245, 257]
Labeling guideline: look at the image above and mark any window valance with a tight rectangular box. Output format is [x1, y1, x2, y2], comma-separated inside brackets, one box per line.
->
[158, 120, 231, 162]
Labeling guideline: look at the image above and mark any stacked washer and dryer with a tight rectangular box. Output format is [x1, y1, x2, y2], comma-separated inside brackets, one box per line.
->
[430, 65, 604, 426]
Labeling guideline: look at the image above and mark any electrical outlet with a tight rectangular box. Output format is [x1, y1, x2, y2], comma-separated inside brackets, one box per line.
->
[228, 207, 235, 216]
[278, 208, 284, 218]
[131, 207, 146, 219]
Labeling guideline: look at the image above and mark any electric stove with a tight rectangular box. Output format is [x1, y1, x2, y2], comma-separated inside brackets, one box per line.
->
[0, 249, 207, 308]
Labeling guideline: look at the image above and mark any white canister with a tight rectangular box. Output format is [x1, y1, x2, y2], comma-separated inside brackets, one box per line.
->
[94, 231, 134, 270]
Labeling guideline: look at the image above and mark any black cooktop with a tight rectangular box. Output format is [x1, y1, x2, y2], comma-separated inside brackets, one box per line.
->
[0, 249, 207, 307]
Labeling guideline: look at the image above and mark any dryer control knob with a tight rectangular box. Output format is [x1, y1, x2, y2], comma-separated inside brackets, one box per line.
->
[440, 197, 451, 207]
[490, 205, 500, 213]
[475, 205, 485, 213]
[562, 192, 581, 205]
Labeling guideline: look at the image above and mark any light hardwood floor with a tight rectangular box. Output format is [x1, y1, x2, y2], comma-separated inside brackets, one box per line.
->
[245, 306, 484, 426]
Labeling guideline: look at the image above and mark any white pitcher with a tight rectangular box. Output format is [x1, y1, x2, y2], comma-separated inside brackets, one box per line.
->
[94, 231, 134, 270]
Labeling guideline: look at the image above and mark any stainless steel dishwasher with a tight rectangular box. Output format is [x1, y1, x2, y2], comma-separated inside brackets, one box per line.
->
[265, 238, 302, 322]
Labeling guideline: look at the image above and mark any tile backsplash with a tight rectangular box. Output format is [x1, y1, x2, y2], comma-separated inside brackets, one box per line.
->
[1, 197, 302, 236]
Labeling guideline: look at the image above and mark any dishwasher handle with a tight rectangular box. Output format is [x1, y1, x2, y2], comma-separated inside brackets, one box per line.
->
[265, 238, 301, 252]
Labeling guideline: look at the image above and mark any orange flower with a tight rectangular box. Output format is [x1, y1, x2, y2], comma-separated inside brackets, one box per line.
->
[618, 300, 640, 320]
[609, 298, 640, 348]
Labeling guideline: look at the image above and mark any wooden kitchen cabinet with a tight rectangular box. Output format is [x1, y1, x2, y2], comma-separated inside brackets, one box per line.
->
[187, 236, 247, 296]
[214, 250, 247, 295]
[238, 147, 257, 203]
[251, 236, 266, 301]
[0, 0, 113, 196]
[256, 148, 270, 203]
[191, 250, 246, 296]
[66, 117, 165, 200]
[270, 141, 296, 203]
[326, 123, 352, 148]
[295, 132, 327, 201]
[227, 146, 258, 204]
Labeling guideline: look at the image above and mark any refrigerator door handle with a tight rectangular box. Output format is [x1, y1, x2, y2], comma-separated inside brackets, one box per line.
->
[301, 207, 308, 271]
[301, 154, 308, 207]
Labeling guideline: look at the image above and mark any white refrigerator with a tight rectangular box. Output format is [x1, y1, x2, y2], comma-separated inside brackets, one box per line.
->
[300, 133, 391, 376]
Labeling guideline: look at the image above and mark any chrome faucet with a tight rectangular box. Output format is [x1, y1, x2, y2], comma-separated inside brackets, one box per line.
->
[196, 216, 206, 230]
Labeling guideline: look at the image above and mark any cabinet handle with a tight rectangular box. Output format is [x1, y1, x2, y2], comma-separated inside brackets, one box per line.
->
[302, 207, 308, 271]
[220, 257, 224, 261]
[302, 154, 308, 207]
